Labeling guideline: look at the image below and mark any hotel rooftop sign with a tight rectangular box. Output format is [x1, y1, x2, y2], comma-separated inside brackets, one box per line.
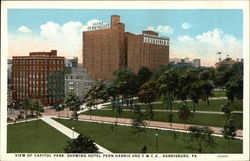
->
[87, 21, 110, 31]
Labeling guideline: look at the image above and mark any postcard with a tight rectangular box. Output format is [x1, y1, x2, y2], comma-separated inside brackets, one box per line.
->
[1, 1, 249, 161]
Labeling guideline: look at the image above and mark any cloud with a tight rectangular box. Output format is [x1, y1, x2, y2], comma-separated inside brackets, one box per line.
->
[177, 35, 194, 41]
[146, 25, 174, 35]
[9, 19, 106, 62]
[182, 23, 192, 30]
[171, 28, 242, 66]
[18, 26, 32, 33]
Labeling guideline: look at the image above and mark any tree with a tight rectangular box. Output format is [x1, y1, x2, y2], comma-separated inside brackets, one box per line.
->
[115, 104, 123, 123]
[225, 75, 243, 102]
[167, 112, 177, 140]
[132, 105, 146, 139]
[113, 68, 137, 108]
[105, 83, 119, 111]
[64, 134, 99, 153]
[178, 102, 191, 130]
[199, 70, 215, 105]
[187, 126, 216, 153]
[137, 66, 152, 88]
[56, 104, 65, 117]
[138, 80, 158, 124]
[158, 69, 179, 111]
[221, 119, 237, 145]
[31, 99, 44, 127]
[64, 93, 81, 120]
[220, 102, 232, 120]
[20, 98, 31, 122]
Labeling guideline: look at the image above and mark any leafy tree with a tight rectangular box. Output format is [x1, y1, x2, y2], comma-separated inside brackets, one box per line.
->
[105, 83, 119, 111]
[113, 68, 137, 108]
[138, 80, 158, 124]
[31, 99, 44, 127]
[222, 119, 237, 145]
[178, 102, 192, 130]
[225, 75, 243, 102]
[64, 93, 81, 120]
[56, 104, 65, 117]
[64, 134, 99, 153]
[167, 112, 174, 129]
[167, 112, 177, 140]
[137, 66, 152, 88]
[220, 102, 232, 120]
[115, 104, 123, 123]
[187, 126, 216, 153]
[20, 98, 31, 122]
[132, 105, 146, 139]
[158, 69, 179, 111]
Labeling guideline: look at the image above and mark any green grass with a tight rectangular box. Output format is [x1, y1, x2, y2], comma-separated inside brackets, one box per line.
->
[54, 118, 242, 153]
[104, 99, 243, 112]
[212, 91, 226, 97]
[82, 110, 243, 129]
[7, 120, 70, 153]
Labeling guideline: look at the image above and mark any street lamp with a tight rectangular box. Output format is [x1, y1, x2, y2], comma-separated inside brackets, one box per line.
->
[155, 133, 159, 150]
[72, 127, 75, 139]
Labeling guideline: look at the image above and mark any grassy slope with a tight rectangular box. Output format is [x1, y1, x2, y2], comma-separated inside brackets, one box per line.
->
[83, 110, 243, 129]
[7, 120, 70, 153]
[54, 118, 242, 153]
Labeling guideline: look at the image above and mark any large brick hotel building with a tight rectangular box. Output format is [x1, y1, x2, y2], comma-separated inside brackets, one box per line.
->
[12, 50, 65, 105]
[83, 15, 170, 81]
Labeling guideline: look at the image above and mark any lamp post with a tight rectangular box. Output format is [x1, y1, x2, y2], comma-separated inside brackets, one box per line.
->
[155, 133, 159, 150]
[72, 127, 74, 139]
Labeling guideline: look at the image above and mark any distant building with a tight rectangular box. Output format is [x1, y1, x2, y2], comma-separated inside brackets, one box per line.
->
[65, 66, 95, 100]
[7, 59, 12, 105]
[215, 58, 238, 68]
[65, 57, 78, 68]
[12, 50, 65, 106]
[82, 15, 170, 81]
[169, 58, 182, 64]
[170, 57, 200, 67]
[193, 59, 201, 68]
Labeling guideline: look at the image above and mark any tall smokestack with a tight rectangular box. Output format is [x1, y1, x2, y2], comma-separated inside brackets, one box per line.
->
[111, 15, 120, 28]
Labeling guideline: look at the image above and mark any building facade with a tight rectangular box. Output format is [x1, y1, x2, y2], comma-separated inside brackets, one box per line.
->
[12, 50, 65, 106]
[215, 58, 239, 68]
[65, 66, 95, 100]
[82, 15, 170, 81]
[125, 31, 169, 73]
[7, 59, 13, 106]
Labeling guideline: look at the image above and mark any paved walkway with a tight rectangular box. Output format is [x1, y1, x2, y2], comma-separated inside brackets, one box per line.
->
[77, 115, 243, 138]
[98, 109, 243, 115]
[41, 116, 112, 153]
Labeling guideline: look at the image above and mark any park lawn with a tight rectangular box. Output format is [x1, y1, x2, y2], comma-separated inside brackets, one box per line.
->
[104, 99, 243, 112]
[54, 118, 242, 153]
[212, 91, 226, 97]
[82, 110, 243, 129]
[7, 120, 70, 153]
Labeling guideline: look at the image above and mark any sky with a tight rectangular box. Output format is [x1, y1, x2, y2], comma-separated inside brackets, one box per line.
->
[8, 9, 243, 66]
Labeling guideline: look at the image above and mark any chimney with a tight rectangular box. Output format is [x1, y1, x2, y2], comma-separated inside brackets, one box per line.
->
[51, 50, 57, 56]
[111, 15, 120, 28]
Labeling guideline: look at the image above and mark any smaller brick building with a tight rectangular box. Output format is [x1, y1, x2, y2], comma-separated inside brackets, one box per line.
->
[12, 50, 65, 106]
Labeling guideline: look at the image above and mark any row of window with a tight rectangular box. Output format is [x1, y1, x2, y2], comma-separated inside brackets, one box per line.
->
[13, 66, 63, 70]
[14, 59, 64, 65]
[143, 37, 169, 46]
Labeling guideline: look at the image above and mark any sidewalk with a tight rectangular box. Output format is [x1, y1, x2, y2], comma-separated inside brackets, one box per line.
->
[98, 109, 243, 115]
[41, 116, 112, 153]
[77, 115, 243, 138]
